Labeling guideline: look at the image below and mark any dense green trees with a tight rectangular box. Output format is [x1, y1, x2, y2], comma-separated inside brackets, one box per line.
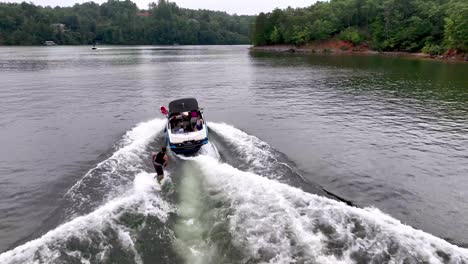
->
[252, 0, 468, 53]
[0, 0, 253, 45]
[2, 0, 466, 53]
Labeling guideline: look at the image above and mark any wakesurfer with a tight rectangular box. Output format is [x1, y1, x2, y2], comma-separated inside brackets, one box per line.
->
[152, 147, 168, 183]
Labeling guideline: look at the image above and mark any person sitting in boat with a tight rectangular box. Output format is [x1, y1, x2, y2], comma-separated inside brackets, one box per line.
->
[171, 115, 183, 131]
[190, 111, 198, 129]
[175, 122, 185, 134]
[194, 118, 204, 131]
[169, 116, 177, 129]
[182, 111, 189, 120]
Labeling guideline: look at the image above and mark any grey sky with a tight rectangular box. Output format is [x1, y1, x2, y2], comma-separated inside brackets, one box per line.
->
[4, 0, 317, 15]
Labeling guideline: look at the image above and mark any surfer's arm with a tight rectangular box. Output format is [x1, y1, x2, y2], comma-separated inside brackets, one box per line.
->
[163, 155, 168, 167]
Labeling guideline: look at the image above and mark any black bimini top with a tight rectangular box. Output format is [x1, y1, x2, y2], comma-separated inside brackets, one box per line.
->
[168, 98, 199, 116]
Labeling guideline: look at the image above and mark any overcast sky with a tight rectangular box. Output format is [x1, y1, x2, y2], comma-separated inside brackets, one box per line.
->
[4, 0, 317, 15]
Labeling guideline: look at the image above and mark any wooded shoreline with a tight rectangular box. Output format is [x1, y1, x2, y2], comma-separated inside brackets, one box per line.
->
[0, 1, 253, 46]
[252, 44, 468, 63]
[251, 0, 467, 61]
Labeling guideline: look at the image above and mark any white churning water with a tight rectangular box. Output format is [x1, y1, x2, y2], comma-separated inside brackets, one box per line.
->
[196, 123, 468, 263]
[2, 120, 468, 264]
[64, 118, 167, 217]
[0, 172, 174, 264]
[0, 119, 172, 263]
[192, 155, 468, 263]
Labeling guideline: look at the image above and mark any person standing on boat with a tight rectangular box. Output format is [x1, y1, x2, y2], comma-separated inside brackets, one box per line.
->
[152, 147, 168, 183]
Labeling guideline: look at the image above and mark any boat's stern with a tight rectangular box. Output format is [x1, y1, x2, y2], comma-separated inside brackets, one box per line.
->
[169, 138, 209, 154]
[167, 126, 209, 154]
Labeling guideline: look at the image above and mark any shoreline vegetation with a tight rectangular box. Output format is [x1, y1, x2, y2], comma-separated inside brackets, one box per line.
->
[0, 0, 253, 46]
[251, 41, 467, 62]
[252, 0, 467, 62]
[1, 0, 466, 62]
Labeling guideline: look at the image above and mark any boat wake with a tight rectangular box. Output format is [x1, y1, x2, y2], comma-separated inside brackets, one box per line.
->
[190, 154, 468, 263]
[0, 172, 175, 264]
[1, 119, 467, 263]
[63, 118, 167, 219]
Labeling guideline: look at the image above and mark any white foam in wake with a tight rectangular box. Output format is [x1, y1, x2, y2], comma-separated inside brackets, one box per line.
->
[65, 118, 167, 214]
[208, 122, 293, 180]
[0, 172, 173, 264]
[209, 123, 273, 166]
[199, 142, 221, 161]
[192, 154, 468, 264]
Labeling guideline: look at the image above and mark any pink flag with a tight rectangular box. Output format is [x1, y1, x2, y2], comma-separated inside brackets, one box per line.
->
[160, 106, 168, 116]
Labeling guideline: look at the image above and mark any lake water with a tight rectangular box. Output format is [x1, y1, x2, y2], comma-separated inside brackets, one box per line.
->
[0, 46, 467, 263]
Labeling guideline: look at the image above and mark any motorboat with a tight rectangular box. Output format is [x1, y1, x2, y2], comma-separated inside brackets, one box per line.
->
[162, 98, 208, 154]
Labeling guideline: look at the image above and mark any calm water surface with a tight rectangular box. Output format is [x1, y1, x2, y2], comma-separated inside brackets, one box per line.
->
[0, 46, 467, 263]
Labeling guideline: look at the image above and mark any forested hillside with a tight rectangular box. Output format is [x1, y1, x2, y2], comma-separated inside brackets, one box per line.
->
[253, 0, 467, 54]
[0, 0, 253, 45]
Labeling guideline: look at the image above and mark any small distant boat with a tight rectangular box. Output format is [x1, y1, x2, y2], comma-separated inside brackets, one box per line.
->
[161, 98, 208, 154]
[92, 43, 97, 50]
[44, 41, 56, 46]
